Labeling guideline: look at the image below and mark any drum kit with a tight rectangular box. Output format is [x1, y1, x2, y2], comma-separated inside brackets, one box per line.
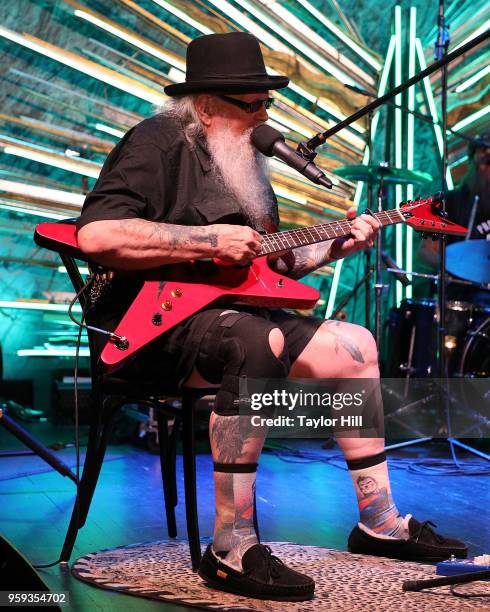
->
[333, 162, 490, 379]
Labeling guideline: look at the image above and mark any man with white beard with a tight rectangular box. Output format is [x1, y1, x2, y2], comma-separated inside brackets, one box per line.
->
[76, 32, 467, 602]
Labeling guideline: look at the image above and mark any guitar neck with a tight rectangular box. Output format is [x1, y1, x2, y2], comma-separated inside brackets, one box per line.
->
[260, 207, 405, 255]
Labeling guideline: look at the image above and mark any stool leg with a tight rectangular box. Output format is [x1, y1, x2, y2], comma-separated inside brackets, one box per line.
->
[60, 401, 119, 561]
[156, 412, 177, 538]
[181, 395, 201, 570]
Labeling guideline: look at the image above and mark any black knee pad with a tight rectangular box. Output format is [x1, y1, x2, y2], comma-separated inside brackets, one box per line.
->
[196, 311, 290, 416]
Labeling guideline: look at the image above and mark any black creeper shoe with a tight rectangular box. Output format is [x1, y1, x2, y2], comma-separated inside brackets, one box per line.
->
[348, 514, 468, 562]
[198, 543, 315, 601]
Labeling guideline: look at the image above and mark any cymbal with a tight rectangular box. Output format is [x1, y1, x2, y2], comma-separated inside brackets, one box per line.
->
[334, 164, 433, 185]
[446, 240, 490, 285]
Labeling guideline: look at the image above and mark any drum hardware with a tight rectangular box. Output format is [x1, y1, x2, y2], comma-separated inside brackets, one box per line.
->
[385, 267, 490, 290]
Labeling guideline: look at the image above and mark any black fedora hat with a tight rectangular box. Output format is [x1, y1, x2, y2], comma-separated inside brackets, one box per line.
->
[164, 32, 289, 96]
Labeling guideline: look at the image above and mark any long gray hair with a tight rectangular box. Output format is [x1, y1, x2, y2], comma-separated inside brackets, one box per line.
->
[160, 95, 203, 147]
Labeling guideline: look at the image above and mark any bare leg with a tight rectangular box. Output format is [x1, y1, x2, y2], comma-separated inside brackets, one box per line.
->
[289, 321, 407, 536]
[190, 327, 285, 570]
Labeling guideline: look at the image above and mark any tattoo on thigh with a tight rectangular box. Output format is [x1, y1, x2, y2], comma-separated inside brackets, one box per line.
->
[323, 323, 365, 364]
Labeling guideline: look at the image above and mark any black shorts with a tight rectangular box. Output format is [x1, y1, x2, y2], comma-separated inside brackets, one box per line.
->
[181, 305, 324, 379]
[118, 306, 324, 388]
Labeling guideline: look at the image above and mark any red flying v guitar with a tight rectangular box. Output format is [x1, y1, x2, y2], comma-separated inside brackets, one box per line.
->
[34, 194, 467, 371]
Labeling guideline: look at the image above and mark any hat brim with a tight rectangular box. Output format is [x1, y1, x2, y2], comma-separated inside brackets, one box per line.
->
[164, 75, 289, 96]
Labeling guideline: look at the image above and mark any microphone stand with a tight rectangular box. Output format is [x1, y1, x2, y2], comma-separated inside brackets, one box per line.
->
[435, 0, 450, 385]
[346, 83, 483, 150]
[365, 110, 373, 331]
[295, 29, 489, 160]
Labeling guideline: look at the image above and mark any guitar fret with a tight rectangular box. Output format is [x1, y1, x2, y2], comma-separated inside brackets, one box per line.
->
[256, 197, 426, 257]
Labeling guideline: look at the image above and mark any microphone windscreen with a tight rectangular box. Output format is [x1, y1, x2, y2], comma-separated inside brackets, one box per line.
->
[251, 124, 285, 156]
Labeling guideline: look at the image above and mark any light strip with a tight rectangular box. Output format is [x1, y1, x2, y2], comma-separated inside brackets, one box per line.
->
[295, 0, 382, 70]
[149, 0, 213, 34]
[353, 36, 396, 206]
[207, 0, 290, 53]
[266, 119, 290, 133]
[271, 184, 308, 204]
[167, 66, 186, 82]
[394, 5, 403, 307]
[94, 123, 125, 138]
[452, 105, 490, 131]
[257, 0, 374, 85]
[230, 0, 358, 86]
[58, 265, 90, 275]
[270, 159, 340, 187]
[0, 203, 66, 219]
[74, 9, 186, 71]
[0, 26, 165, 105]
[316, 99, 365, 134]
[0, 300, 82, 312]
[449, 154, 468, 168]
[0, 179, 85, 205]
[452, 20, 490, 52]
[18, 348, 90, 357]
[268, 110, 313, 138]
[327, 36, 396, 319]
[415, 39, 453, 189]
[406, 7, 417, 300]
[271, 77, 366, 144]
[3, 145, 101, 178]
[455, 65, 490, 93]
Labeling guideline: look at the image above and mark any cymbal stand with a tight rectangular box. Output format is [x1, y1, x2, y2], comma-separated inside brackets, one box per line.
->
[374, 170, 387, 348]
[365, 110, 374, 331]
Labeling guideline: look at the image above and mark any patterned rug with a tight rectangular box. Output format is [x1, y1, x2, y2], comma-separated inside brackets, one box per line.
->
[71, 540, 490, 611]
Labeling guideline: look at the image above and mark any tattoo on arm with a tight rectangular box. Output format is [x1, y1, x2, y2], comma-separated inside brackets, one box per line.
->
[117, 219, 218, 249]
[287, 241, 335, 279]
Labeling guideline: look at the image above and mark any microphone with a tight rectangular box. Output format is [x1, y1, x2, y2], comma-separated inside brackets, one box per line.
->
[251, 124, 333, 189]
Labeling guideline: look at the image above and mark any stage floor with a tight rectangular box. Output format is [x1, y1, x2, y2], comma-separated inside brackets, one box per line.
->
[1, 424, 488, 611]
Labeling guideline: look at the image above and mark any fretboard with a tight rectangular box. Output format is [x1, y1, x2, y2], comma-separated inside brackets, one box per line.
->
[259, 208, 405, 255]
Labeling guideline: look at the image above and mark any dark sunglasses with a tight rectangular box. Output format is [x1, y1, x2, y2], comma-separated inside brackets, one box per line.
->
[218, 95, 275, 113]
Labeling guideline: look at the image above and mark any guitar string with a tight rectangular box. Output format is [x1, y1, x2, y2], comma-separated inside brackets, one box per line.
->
[259, 198, 440, 254]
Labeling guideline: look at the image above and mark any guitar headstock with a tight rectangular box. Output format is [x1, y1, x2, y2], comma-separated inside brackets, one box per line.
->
[399, 193, 468, 236]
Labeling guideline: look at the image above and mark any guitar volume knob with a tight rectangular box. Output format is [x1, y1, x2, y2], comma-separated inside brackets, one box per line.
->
[171, 288, 182, 297]
[162, 300, 172, 311]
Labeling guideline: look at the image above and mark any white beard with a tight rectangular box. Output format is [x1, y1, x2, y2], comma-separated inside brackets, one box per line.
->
[207, 124, 274, 229]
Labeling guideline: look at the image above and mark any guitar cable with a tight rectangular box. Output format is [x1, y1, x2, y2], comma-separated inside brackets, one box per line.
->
[34, 276, 121, 569]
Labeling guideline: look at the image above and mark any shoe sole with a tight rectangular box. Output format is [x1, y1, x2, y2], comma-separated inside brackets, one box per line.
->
[348, 547, 465, 563]
[198, 571, 314, 602]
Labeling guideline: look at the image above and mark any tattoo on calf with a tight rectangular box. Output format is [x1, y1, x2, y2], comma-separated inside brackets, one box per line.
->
[211, 415, 256, 463]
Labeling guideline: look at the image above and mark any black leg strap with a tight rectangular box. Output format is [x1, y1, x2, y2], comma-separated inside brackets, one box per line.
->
[346, 451, 386, 471]
[213, 462, 258, 473]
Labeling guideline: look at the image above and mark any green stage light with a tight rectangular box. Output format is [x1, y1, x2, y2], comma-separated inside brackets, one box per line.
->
[452, 105, 490, 131]
[455, 65, 490, 93]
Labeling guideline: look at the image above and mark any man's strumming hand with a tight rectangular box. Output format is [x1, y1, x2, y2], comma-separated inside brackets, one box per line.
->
[211, 224, 263, 265]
